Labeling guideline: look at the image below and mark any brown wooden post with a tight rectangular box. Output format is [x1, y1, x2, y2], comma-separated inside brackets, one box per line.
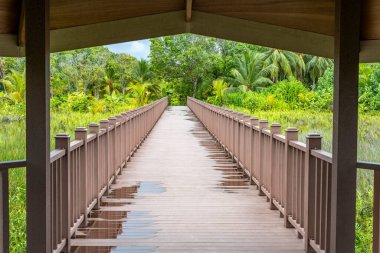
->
[108, 117, 117, 180]
[284, 127, 298, 228]
[258, 120, 268, 196]
[25, 0, 51, 251]
[250, 117, 259, 185]
[331, 0, 360, 252]
[270, 123, 281, 210]
[89, 123, 100, 209]
[100, 120, 110, 194]
[121, 113, 128, 162]
[0, 170, 9, 253]
[374, 171, 380, 253]
[55, 134, 71, 252]
[305, 134, 322, 252]
[75, 127, 88, 225]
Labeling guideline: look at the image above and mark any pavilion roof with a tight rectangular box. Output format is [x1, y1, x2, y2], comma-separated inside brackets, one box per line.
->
[0, 0, 379, 61]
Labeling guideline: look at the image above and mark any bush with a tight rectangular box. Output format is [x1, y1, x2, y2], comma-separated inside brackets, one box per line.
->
[271, 77, 309, 109]
[50, 96, 67, 111]
[67, 92, 91, 112]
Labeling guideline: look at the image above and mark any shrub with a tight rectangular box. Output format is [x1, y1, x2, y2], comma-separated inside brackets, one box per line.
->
[67, 92, 91, 112]
[271, 77, 309, 109]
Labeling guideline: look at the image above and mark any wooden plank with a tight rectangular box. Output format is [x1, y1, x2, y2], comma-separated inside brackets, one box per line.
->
[25, 0, 51, 251]
[50, 11, 186, 53]
[0, 0, 21, 34]
[50, 0, 184, 30]
[70, 107, 304, 253]
[192, 0, 334, 36]
[330, 0, 360, 252]
[190, 11, 334, 59]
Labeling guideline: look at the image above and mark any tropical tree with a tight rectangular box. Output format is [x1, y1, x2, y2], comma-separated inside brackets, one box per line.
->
[132, 59, 153, 83]
[263, 49, 305, 82]
[126, 82, 161, 106]
[2, 69, 26, 103]
[116, 54, 137, 94]
[103, 61, 120, 95]
[150, 34, 221, 97]
[304, 55, 333, 85]
[231, 51, 273, 91]
[212, 79, 228, 105]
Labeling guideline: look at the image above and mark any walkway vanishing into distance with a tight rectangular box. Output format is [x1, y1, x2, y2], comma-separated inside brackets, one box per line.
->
[70, 106, 303, 253]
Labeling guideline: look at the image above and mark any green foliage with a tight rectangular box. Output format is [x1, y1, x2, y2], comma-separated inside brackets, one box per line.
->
[67, 92, 91, 112]
[270, 77, 308, 108]
[211, 79, 228, 106]
[2, 34, 380, 253]
[231, 51, 273, 90]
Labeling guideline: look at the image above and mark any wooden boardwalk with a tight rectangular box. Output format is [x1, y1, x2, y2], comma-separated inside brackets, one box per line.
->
[70, 106, 304, 253]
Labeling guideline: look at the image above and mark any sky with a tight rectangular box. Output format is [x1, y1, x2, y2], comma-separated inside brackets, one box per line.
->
[105, 39, 151, 60]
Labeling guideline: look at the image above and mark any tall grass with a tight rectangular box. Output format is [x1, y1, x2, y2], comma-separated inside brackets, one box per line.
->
[227, 105, 379, 253]
[1, 104, 378, 252]
[0, 105, 133, 253]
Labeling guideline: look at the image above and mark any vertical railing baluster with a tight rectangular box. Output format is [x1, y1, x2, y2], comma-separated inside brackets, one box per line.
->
[304, 134, 322, 252]
[100, 120, 110, 194]
[75, 127, 88, 225]
[270, 123, 281, 210]
[284, 128, 298, 228]
[89, 123, 100, 209]
[258, 120, 268, 196]
[55, 134, 71, 252]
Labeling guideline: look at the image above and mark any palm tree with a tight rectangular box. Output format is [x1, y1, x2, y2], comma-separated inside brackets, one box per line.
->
[212, 79, 229, 106]
[304, 55, 333, 85]
[132, 59, 153, 83]
[231, 51, 273, 91]
[126, 82, 160, 106]
[263, 49, 305, 82]
[2, 69, 26, 103]
[104, 66, 120, 95]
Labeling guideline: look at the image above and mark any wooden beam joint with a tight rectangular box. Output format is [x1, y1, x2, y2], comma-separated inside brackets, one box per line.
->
[186, 0, 192, 22]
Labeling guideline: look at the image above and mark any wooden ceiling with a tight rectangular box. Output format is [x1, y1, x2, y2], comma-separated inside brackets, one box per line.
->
[1, 0, 380, 61]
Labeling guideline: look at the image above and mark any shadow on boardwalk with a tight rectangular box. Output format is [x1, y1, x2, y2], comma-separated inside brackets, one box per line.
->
[70, 106, 304, 253]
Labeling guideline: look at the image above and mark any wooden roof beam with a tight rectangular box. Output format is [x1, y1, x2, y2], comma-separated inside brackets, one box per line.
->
[17, 0, 25, 47]
[186, 0, 192, 22]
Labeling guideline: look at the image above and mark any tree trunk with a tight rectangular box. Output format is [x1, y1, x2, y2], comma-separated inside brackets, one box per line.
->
[192, 79, 198, 97]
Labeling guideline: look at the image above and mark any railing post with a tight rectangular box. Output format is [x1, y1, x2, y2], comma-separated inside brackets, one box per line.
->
[108, 117, 117, 181]
[250, 117, 259, 185]
[305, 133, 322, 252]
[89, 123, 100, 209]
[258, 120, 268, 196]
[0, 169, 9, 253]
[284, 127, 298, 228]
[55, 134, 71, 252]
[121, 113, 128, 162]
[99, 120, 110, 194]
[270, 123, 281, 210]
[75, 127, 88, 226]
[374, 171, 380, 253]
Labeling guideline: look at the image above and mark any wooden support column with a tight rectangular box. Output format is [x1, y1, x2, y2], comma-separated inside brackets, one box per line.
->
[25, 0, 51, 251]
[331, 0, 360, 252]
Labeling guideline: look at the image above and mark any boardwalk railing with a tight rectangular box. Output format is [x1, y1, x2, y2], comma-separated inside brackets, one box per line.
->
[188, 97, 334, 253]
[50, 97, 168, 252]
[0, 97, 168, 253]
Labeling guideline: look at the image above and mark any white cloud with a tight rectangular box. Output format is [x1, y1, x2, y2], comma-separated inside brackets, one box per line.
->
[106, 40, 151, 60]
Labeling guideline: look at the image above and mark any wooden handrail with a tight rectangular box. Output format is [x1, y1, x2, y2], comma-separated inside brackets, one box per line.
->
[188, 96, 380, 253]
[49, 97, 168, 252]
[187, 96, 332, 253]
